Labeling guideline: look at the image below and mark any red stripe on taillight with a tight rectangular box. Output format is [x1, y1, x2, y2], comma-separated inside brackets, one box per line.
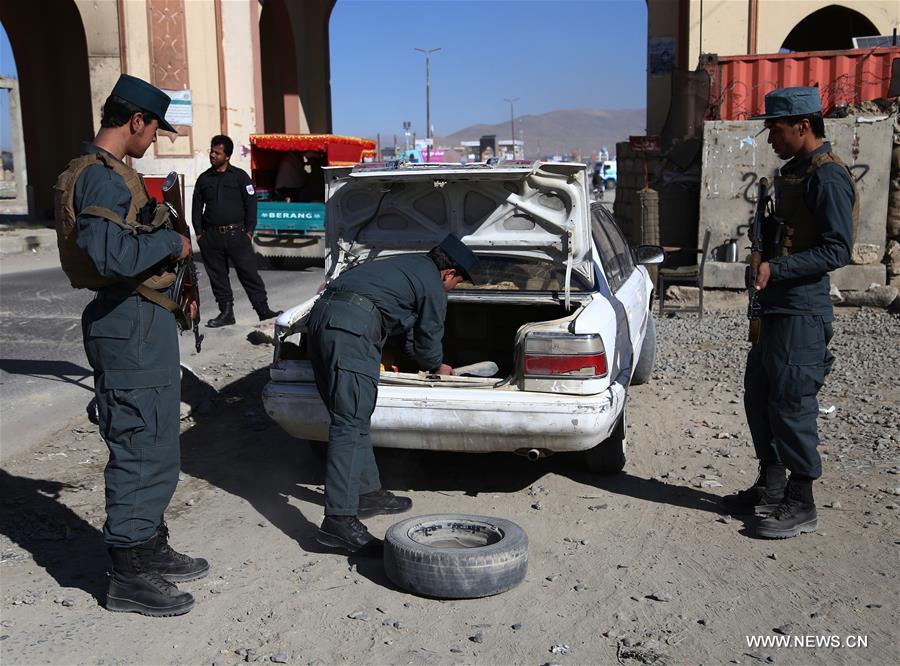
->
[524, 353, 608, 377]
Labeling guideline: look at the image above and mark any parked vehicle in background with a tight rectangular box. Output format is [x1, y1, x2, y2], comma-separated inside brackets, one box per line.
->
[262, 160, 664, 474]
[248, 134, 376, 266]
[593, 159, 617, 190]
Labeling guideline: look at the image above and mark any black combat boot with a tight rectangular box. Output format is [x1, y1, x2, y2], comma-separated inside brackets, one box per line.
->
[316, 515, 382, 555]
[253, 303, 282, 321]
[106, 537, 195, 617]
[721, 462, 787, 515]
[756, 477, 817, 539]
[146, 522, 210, 583]
[206, 302, 235, 328]
[357, 488, 413, 519]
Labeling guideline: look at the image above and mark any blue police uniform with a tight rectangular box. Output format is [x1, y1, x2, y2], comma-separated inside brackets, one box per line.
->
[724, 86, 854, 538]
[76, 144, 185, 547]
[745, 141, 854, 480]
[307, 254, 448, 517]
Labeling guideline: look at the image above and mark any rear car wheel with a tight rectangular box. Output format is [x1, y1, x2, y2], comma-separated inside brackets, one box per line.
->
[584, 410, 626, 474]
[605, 178, 616, 190]
[630, 313, 657, 386]
[384, 514, 528, 599]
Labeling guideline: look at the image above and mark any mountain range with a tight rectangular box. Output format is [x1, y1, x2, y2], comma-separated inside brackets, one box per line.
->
[437, 107, 646, 159]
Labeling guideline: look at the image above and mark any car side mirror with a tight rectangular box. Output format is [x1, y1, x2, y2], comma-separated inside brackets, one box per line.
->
[635, 245, 665, 265]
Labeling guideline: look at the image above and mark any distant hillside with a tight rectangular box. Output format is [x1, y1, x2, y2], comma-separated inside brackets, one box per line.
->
[438, 108, 646, 159]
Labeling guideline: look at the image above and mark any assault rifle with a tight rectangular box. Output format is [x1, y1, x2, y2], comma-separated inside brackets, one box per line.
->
[162, 172, 204, 352]
[746, 177, 769, 344]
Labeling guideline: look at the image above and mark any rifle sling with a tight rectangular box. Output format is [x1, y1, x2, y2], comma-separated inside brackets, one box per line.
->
[132, 280, 190, 329]
[81, 204, 191, 327]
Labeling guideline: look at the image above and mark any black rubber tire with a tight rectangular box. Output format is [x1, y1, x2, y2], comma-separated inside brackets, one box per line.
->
[584, 410, 627, 474]
[631, 312, 657, 386]
[384, 514, 528, 599]
[605, 178, 616, 190]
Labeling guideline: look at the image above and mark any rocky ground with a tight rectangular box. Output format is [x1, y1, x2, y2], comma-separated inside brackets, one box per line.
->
[1, 297, 898, 665]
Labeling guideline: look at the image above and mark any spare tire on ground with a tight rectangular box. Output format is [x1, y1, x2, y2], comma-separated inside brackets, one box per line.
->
[384, 514, 528, 599]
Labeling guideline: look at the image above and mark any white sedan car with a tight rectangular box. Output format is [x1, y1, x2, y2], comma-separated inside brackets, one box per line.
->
[262, 160, 662, 473]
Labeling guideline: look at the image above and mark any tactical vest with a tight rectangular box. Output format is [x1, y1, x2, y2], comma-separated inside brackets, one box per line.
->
[773, 150, 859, 257]
[54, 152, 175, 290]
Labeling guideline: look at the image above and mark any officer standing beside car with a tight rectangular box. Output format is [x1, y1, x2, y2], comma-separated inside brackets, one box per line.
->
[309, 235, 478, 553]
[55, 74, 208, 616]
[192, 134, 280, 327]
[721, 87, 854, 539]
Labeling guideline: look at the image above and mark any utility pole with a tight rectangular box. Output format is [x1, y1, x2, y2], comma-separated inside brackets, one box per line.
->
[504, 97, 518, 159]
[414, 47, 440, 162]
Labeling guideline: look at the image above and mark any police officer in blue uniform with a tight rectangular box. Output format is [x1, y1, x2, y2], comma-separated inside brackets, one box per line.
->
[309, 235, 478, 552]
[57, 75, 208, 615]
[721, 87, 855, 539]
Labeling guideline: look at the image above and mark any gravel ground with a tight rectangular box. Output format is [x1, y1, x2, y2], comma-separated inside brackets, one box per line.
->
[1, 299, 898, 665]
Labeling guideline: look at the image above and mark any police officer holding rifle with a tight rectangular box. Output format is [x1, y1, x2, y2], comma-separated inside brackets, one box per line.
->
[721, 87, 855, 539]
[55, 75, 208, 616]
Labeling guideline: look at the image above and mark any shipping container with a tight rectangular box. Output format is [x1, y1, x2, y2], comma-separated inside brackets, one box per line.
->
[703, 47, 900, 120]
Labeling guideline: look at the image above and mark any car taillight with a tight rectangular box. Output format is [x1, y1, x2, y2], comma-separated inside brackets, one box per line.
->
[523, 332, 607, 378]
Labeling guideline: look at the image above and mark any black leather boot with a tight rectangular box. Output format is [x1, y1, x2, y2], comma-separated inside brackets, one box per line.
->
[357, 488, 413, 519]
[721, 462, 787, 515]
[756, 477, 817, 539]
[206, 302, 235, 328]
[253, 303, 282, 321]
[317, 516, 382, 555]
[146, 522, 210, 583]
[106, 537, 195, 617]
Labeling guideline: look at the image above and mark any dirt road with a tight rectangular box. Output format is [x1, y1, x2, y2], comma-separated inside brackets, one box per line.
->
[1, 301, 897, 665]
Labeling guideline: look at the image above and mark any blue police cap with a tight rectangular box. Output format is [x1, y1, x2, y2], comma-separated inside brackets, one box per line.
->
[750, 86, 822, 120]
[437, 234, 478, 283]
[110, 74, 177, 133]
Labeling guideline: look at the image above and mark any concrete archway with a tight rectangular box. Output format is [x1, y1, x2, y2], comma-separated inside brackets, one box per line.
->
[258, 0, 334, 135]
[781, 5, 880, 52]
[0, 1, 94, 220]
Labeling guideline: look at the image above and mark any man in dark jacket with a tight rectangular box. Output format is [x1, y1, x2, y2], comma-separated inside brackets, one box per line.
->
[308, 234, 478, 552]
[721, 87, 854, 539]
[58, 74, 208, 616]
[192, 135, 279, 327]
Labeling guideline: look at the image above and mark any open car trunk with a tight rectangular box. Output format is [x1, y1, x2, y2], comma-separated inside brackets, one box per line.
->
[382, 299, 578, 380]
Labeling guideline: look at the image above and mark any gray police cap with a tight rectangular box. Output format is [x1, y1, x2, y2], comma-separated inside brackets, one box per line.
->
[110, 74, 177, 133]
[750, 86, 822, 120]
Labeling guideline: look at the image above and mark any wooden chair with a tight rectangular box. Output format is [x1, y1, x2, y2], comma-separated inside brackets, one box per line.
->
[658, 228, 711, 318]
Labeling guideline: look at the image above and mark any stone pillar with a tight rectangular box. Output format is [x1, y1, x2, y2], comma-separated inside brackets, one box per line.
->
[0, 77, 27, 205]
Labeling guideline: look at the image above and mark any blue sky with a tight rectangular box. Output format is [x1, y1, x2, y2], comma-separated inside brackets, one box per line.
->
[330, 0, 648, 138]
[1, 21, 15, 151]
[0, 0, 647, 150]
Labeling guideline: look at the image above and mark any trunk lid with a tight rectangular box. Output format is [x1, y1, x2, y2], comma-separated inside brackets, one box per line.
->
[323, 161, 593, 303]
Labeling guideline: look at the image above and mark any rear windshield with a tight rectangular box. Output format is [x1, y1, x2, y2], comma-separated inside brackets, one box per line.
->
[461, 255, 590, 292]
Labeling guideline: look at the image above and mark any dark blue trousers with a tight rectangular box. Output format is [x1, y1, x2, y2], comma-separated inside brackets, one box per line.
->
[744, 314, 834, 479]
[82, 294, 181, 546]
[307, 294, 383, 515]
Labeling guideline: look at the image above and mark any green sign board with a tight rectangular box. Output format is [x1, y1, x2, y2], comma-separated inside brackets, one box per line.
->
[257, 201, 326, 232]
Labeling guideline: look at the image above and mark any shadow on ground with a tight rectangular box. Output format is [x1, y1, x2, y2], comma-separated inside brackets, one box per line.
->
[0, 469, 108, 606]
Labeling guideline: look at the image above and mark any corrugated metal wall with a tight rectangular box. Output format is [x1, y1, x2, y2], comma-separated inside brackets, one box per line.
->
[706, 47, 899, 120]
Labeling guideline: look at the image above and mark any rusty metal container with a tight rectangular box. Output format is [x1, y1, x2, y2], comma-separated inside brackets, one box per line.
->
[703, 47, 900, 120]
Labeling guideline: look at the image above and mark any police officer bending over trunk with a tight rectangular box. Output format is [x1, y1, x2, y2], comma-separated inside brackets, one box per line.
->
[55, 75, 208, 616]
[192, 134, 280, 327]
[721, 87, 854, 539]
[310, 235, 478, 553]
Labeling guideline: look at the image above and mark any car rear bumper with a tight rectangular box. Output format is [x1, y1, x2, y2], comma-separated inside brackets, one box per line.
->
[261, 381, 626, 453]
